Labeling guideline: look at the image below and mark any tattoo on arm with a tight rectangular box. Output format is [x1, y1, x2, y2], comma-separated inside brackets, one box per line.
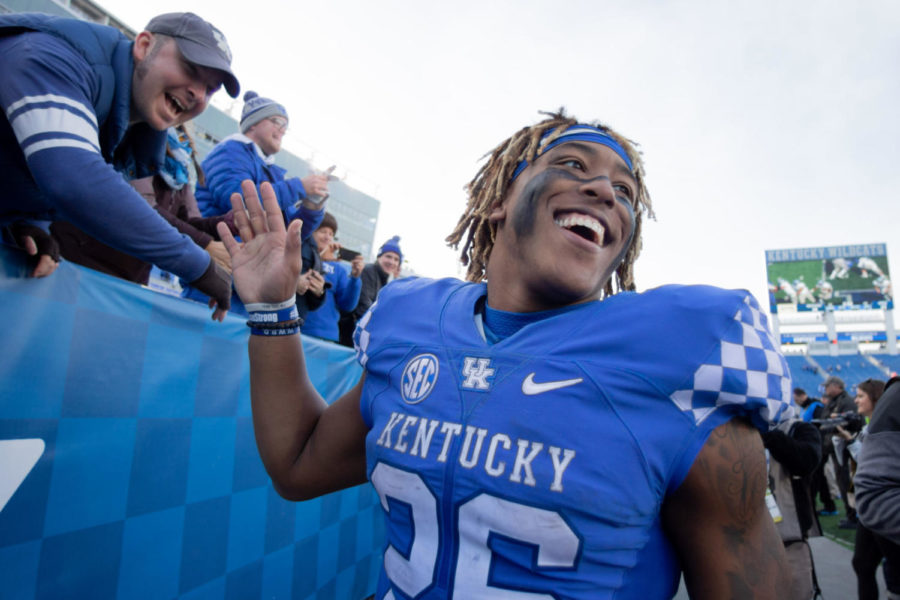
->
[704, 421, 767, 526]
[665, 418, 790, 600]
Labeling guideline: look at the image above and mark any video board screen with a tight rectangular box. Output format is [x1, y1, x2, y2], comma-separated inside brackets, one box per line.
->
[765, 243, 892, 313]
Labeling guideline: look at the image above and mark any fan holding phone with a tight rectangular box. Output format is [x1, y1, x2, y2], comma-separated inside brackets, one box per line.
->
[301, 212, 364, 342]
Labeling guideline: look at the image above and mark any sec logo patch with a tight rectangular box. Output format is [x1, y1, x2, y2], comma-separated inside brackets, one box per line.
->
[401, 353, 439, 404]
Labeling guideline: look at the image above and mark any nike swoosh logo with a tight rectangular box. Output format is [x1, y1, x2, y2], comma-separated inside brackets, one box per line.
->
[522, 373, 583, 395]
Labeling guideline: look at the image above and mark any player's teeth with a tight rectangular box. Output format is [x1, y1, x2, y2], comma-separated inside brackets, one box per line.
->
[554, 215, 605, 243]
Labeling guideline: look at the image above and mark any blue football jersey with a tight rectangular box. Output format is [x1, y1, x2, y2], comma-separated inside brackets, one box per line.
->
[354, 278, 794, 599]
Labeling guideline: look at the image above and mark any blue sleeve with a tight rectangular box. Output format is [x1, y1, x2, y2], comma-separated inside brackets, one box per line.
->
[196, 142, 257, 216]
[0, 33, 209, 280]
[335, 267, 362, 312]
[284, 203, 324, 241]
[664, 289, 796, 491]
[354, 277, 430, 368]
[198, 141, 307, 216]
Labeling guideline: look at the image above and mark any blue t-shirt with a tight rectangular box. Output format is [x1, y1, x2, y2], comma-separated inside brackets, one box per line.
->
[353, 277, 795, 599]
[301, 260, 361, 342]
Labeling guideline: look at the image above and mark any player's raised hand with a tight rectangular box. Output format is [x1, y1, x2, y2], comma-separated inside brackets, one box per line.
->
[216, 180, 303, 305]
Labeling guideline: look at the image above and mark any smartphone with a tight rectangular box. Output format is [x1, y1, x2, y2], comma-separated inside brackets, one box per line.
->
[296, 165, 339, 208]
[338, 247, 361, 262]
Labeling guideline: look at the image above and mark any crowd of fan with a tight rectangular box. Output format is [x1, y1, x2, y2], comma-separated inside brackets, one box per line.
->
[0, 11, 404, 340]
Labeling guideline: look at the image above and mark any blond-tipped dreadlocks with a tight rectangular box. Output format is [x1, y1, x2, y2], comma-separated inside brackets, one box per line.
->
[445, 109, 654, 298]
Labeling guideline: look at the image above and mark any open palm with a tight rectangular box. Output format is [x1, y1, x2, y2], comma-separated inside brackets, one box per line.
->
[216, 180, 303, 305]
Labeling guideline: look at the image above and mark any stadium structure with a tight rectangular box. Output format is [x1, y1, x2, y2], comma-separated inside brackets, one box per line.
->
[766, 243, 898, 396]
[1, 0, 382, 262]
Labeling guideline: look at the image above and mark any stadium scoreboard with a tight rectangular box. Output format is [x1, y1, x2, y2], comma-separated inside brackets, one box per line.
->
[765, 243, 892, 313]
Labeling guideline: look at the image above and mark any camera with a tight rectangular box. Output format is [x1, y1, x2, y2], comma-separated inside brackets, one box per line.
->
[810, 411, 866, 435]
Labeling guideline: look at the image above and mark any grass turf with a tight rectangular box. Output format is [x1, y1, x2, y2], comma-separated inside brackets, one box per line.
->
[817, 499, 857, 548]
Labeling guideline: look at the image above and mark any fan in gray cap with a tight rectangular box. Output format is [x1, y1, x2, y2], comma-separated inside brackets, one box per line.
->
[145, 12, 240, 98]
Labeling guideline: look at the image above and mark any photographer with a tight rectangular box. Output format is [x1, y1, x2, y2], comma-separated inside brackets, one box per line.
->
[823, 375, 859, 528]
[833, 378, 900, 600]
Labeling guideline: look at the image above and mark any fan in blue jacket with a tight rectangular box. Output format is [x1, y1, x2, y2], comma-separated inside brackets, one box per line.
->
[184, 91, 329, 315]
[195, 90, 329, 227]
[302, 212, 363, 342]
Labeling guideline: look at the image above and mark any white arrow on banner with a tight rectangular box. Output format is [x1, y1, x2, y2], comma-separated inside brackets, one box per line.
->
[0, 438, 45, 513]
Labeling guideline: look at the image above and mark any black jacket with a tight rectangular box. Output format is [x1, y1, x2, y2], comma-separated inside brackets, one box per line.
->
[763, 420, 823, 536]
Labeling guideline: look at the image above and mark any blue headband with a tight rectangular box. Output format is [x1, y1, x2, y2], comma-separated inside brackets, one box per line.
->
[510, 124, 633, 181]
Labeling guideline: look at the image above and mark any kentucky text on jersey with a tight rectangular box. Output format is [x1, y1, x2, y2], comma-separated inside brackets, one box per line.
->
[354, 277, 794, 598]
[376, 410, 576, 493]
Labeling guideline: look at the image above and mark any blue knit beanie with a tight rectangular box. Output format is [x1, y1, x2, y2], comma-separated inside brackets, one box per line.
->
[378, 236, 403, 263]
[240, 91, 288, 133]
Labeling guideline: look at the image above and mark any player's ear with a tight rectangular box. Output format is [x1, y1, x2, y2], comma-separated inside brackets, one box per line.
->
[487, 196, 508, 225]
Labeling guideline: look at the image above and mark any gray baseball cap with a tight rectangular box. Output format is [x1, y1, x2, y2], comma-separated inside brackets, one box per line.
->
[145, 12, 240, 98]
[825, 375, 845, 389]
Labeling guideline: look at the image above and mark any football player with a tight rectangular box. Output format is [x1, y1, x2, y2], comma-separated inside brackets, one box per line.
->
[794, 277, 816, 304]
[857, 256, 885, 279]
[829, 257, 852, 280]
[874, 276, 892, 300]
[778, 277, 798, 303]
[219, 112, 794, 599]
[816, 279, 834, 301]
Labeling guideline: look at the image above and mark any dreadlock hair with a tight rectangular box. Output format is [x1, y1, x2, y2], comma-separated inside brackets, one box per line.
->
[445, 109, 654, 298]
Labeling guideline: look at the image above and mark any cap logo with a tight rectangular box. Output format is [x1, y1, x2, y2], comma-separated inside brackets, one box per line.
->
[211, 27, 232, 62]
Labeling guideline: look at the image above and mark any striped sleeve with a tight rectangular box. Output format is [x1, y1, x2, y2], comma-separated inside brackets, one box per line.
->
[0, 32, 211, 282]
[6, 93, 100, 158]
[0, 33, 101, 161]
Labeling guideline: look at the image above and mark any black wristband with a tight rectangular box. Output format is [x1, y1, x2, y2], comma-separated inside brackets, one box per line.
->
[247, 317, 304, 336]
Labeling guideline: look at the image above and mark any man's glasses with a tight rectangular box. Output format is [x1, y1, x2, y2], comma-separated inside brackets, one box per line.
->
[267, 117, 288, 132]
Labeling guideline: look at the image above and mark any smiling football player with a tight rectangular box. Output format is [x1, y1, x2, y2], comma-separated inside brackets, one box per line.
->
[220, 110, 795, 599]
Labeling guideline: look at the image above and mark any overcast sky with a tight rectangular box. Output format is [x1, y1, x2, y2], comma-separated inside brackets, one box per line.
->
[102, 0, 900, 314]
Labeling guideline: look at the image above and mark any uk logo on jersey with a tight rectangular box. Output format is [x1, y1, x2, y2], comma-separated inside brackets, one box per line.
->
[461, 357, 495, 390]
[401, 353, 439, 404]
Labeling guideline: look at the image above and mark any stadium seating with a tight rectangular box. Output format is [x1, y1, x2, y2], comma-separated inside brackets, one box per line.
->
[785, 355, 826, 396]
[871, 354, 900, 377]
[784, 353, 899, 399]
[812, 355, 887, 389]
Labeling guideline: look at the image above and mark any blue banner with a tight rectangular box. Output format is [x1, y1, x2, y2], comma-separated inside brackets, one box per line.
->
[0, 247, 382, 599]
